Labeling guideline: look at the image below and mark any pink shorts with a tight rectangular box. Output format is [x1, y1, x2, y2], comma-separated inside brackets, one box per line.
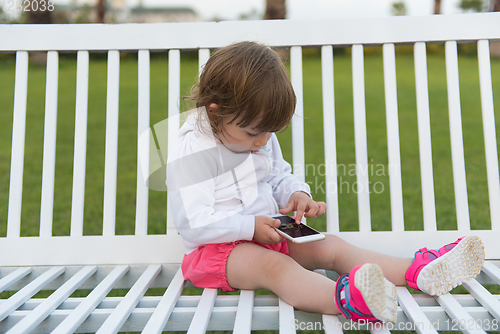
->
[181, 239, 289, 292]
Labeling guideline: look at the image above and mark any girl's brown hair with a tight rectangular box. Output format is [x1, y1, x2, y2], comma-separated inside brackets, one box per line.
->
[186, 41, 296, 135]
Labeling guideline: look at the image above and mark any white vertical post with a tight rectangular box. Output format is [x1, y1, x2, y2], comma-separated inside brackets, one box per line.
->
[290, 46, 305, 184]
[278, 297, 296, 334]
[70, 51, 90, 237]
[40, 51, 59, 237]
[321, 45, 339, 233]
[198, 48, 210, 76]
[383, 43, 405, 232]
[414, 42, 437, 232]
[136, 50, 150, 236]
[167, 49, 180, 235]
[477, 40, 500, 231]
[445, 41, 470, 232]
[352, 44, 371, 232]
[102, 50, 120, 236]
[7, 51, 29, 238]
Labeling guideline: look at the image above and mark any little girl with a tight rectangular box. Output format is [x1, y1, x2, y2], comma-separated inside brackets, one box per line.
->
[166, 41, 485, 323]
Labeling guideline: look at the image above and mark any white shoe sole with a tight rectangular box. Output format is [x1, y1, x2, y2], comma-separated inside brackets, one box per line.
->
[354, 263, 398, 323]
[416, 235, 485, 296]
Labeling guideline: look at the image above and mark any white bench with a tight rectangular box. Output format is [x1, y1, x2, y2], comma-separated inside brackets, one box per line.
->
[1, 12, 500, 333]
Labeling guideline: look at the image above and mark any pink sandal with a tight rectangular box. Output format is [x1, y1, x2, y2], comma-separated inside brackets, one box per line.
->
[405, 236, 485, 296]
[335, 263, 397, 323]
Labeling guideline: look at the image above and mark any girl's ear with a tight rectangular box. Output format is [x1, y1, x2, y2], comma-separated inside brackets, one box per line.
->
[207, 103, 218, 113]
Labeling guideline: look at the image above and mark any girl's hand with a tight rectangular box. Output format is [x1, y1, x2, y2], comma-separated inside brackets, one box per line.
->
[279, 191, 327, 224]
[254, 216, 284, 244]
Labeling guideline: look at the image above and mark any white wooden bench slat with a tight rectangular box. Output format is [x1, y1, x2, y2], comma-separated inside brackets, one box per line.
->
[0, 272, 496, 332]
[462, 279, 500, 321]
[233, 290, 254, 334]
[316, 269, 344, 334]
[142, 267, 185, 334]
[39, 50, 59, 238]
[70, 50, 90, 237]
[96, 264, 161, 334]
[3, 14, 500, 51]
[187, 288, 218, 334]
[290, 46, 306, 185]
[0, 267, 32, 294]
[352, 44, 371, 232]
[383, 43, 405, 232]
[435, 293, 487, 334]
[369, 324, 391, 334]
[0, 266, 65, 322]
[166, 49, 181, 236]
[7, 50, 29, 238]
[5, 266, 96, 334]
[396, 287, 438, 334]
[51, 265, 129, 334]
[323, 314, 343, 334]
[321, 45, 340, 233]
[413, 42, 438, 232]
[482, 261, 500, 284]
[102, 50, 121, 237]
[278, 297, 296, 334]
[477, 39, 500, 231]
[136, 49, 151, 236]
[445, 40, 471, 232]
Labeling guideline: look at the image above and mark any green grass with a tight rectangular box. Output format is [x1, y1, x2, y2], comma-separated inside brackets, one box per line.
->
[0, 48, 499, 333]
[2, 50, 499, 237]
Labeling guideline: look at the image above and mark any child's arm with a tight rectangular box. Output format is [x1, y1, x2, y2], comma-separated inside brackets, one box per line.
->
[267, 135, 311, 202]
[167, 146, 256, 252]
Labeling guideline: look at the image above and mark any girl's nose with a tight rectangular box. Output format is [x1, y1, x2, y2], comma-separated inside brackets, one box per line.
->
[255, 133, 271, 146]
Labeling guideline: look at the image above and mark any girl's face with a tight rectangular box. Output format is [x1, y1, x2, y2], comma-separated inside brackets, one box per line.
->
[219, 117, 272, 153]
[208, 104, 273, 153]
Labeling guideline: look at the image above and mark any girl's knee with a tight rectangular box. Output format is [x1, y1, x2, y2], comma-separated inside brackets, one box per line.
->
[227, 243, 290, 289]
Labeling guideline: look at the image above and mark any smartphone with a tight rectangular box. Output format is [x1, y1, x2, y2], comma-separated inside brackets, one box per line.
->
[270, 214, 325, 243]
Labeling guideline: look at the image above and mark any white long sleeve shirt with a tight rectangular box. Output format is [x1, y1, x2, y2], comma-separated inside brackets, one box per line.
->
[167, 112, 311, 254]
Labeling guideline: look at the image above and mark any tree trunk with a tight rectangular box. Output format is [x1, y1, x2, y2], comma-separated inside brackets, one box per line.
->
[27, 0, 53, 24]
[27, 0, 53, 66]
[264, 0, 286, 20]
[434, 0, 442, 14]
[97, 0, 106, 23]
[264, 0, 288, 60]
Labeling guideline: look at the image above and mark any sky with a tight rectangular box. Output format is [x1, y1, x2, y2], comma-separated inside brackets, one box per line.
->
[47, 0, 469, 21]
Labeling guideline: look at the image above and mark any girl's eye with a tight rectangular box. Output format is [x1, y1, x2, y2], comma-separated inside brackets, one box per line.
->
[247, 132, 258, 137]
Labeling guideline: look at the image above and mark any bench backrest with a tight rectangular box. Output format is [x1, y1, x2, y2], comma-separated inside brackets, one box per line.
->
[1, 13, 500, 267]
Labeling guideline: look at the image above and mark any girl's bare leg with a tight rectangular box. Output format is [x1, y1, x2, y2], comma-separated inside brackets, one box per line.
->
[226, 242, 339, 315]
[287, 234, 413, 286]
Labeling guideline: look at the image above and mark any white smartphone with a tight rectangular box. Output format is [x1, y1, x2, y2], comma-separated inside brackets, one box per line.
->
[270, 214, 325, 243]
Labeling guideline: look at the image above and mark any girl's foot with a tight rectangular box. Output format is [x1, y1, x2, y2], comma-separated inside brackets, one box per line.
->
[406, 235, 485, 296]
[335, 263, 398, 323]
